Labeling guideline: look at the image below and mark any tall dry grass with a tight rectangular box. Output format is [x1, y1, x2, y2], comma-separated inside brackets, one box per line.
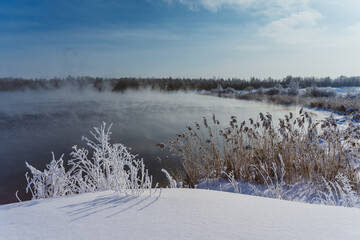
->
[166, 110, 360, 193]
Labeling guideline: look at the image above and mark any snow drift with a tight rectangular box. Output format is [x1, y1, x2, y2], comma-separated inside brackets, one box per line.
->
[1, 189, 360, 240]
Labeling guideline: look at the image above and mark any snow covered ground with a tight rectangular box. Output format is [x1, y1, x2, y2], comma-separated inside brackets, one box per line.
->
[1, 189, 360, 240]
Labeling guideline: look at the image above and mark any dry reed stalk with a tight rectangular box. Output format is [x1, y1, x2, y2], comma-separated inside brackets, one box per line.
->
[165, 110, 360, 194]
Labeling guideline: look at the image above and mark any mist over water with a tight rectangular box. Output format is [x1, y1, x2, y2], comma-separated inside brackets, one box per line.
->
[0, 89, 325, 204]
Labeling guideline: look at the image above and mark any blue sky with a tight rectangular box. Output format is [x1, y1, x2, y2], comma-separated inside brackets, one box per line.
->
[1, 0, 360, 79]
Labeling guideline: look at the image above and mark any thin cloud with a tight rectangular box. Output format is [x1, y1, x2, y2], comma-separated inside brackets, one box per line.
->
[260, 10, 323, 45]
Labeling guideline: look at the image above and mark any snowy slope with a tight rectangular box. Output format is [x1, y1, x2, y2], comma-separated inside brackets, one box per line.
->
[1, 189, 360, 240]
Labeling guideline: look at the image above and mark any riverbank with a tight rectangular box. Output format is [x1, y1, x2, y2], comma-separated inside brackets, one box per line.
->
[202, 87, 360, 121]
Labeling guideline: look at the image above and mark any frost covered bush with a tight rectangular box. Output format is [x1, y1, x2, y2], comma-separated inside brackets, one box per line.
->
[315, 172, 359, 207]
[68, 123, 153, 195]
[25, 153, 71, 199]
[265, 88, 280, 96]
[288, 79, 299, 96]
[25, 123, 154, 200]
[305, 87, 337, 98]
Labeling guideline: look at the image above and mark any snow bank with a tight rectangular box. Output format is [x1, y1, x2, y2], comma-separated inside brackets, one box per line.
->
[1, 189, 360, 240]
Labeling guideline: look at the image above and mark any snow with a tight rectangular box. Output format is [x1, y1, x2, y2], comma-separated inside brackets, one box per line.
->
[1, 189, 360, 240]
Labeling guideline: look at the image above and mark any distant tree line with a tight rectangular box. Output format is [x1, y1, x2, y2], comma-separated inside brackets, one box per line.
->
[1, 75, 360, 92]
